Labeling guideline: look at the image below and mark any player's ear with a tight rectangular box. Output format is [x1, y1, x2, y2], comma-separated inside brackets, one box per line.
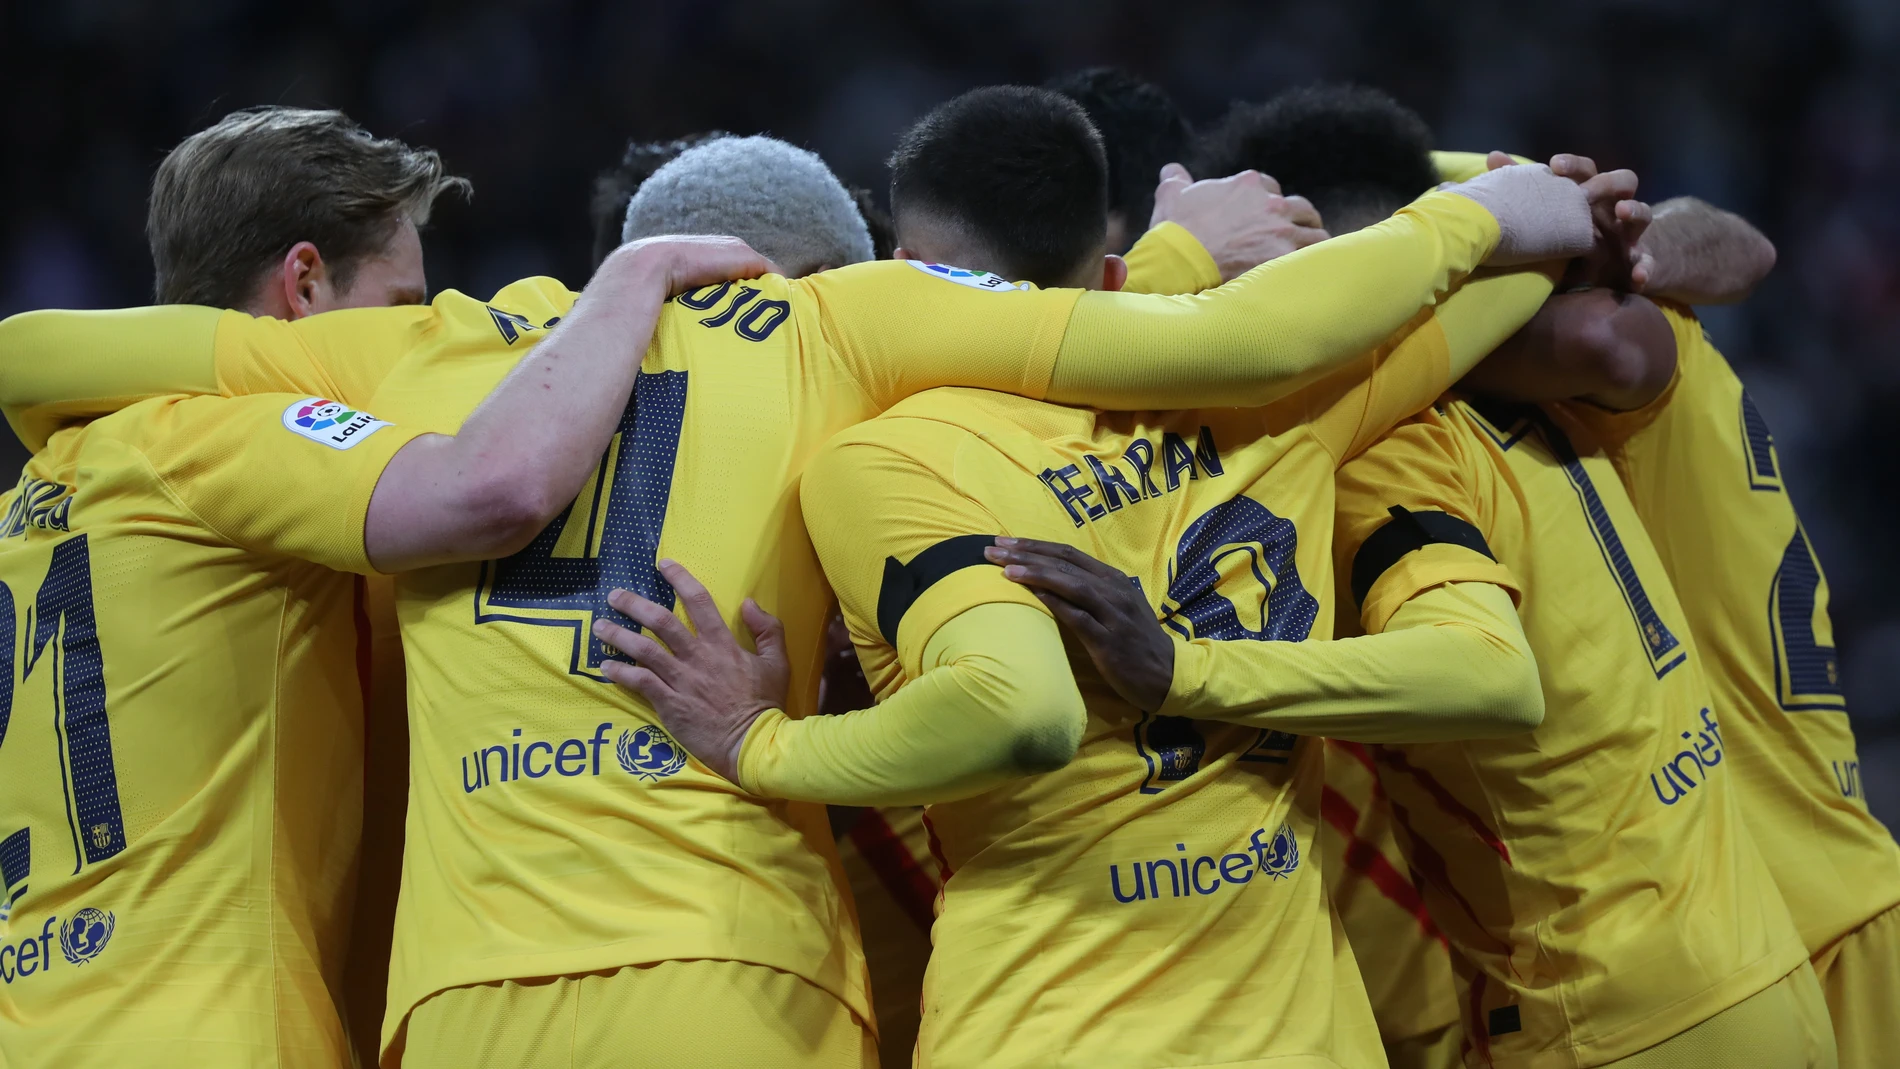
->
[279, 242, 328, 321]
[892, 245, 915, 262]
[1101, 254, 1128, 293]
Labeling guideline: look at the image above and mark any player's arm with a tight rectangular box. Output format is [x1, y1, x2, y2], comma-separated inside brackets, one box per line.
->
[813, 165, 1594, 413]
[593, 435, 1089, 805]
[1455, 288, 1678, 411]
[986, 538, 1541, 743]
[361, 236, 773, 571]
[1632, 197, 1776, 304]
[0, 305, 223, 451]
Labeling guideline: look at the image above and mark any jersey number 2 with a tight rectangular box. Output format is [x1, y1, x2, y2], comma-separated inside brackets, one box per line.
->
[0, 534, 128, 912]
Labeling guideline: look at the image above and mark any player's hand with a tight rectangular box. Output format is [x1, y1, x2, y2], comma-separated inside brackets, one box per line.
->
[1546, 155, 1651, 290]
[593, 559, 789, 784]
[984, 537, 1175, 712]
[614, 234, 781, 297]
[1149, 163, 1329, 281]
[1446, 163, 1594, 265]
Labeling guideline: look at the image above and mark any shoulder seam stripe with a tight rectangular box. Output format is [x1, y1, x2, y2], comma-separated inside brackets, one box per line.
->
[876, 534, 1003, 645]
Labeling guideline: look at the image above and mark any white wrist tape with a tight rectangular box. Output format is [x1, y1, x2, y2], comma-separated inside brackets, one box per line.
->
[1447, 164, 1594, 266]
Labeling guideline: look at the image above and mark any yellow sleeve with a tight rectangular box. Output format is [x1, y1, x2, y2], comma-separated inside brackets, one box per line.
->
[736, 602, 1084, 805]
[800, 421, 1047, 671]
[1333, 408, 1521, 634]
[0, 306, 221, 451]
[1161, 581, 1542, 743]
[1045, 189, 1501, 409]
[129, 393, 428, 573]
[1431, 150, 1535, 184]
[1304, 267, 1557, 462]
[802, 189, 1498, 412]
[1119, 222, 1223, 295]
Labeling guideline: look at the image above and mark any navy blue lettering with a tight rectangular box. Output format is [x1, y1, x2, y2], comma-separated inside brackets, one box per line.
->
[523, 741, 553, 779]
[698, 286, 759, 328]
[1162, 432, 1197, 491]
[1220, 853, 1253, 884]
[735, 299, 790, 341]
[675, 282, 732, 311]
[1084, 455, 1141, 512]
[1146, 859, 1180, 898]
[0, 942, 12, 983]
[15, 936, 34, 976]
[482, 746, 507, 785]
[1195, 426, 1225, 477]
[1191, 855, 1220, 895]
[590, 723, 612, 775]
[1123, 439, 1161, 499]
[1039, 465, 1105, 527]
[461, 756, 481, 794]
[1109, 864, 1145, 902]
[556, 739, 587, 776]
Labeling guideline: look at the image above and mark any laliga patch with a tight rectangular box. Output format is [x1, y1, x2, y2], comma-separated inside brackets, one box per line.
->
[904, 259, 1029, 292]
[282, 397, 390, 450]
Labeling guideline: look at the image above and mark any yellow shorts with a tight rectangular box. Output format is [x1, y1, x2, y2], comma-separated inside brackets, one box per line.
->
[1605, 961, 1836, 1069]
[1813, 900, 1900, 1069]
[400, 959, 877, 1069]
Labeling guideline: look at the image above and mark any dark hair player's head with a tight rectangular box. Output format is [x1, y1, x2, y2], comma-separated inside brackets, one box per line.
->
[888, 86, 1121, 290]
[589, 131, 733, 267]
[1045, 67, 1192, 253]
[1195, 84, 1438, 235]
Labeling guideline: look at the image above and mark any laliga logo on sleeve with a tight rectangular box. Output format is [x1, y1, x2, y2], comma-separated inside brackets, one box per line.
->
[282, 397, 390, 450]
[616, 724, 689, 781]
[903, 260, 1030, 292]
[58, 907, 114, 965]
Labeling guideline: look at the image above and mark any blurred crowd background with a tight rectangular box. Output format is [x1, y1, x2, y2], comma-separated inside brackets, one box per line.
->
[4, 0, 1897, 823]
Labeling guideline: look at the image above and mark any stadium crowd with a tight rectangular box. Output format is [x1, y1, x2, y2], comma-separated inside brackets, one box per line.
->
[1, 3, 1897, 1069]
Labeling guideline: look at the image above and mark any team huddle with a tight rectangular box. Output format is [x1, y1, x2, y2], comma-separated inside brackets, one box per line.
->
[0, 68, 1892, 1069]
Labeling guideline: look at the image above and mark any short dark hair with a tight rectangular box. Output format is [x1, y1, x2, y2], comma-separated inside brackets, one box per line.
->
[1194, 84, 1438, 234]
[1045, 67, 1191, 245]
[888, 86, 1108, 287]
[148, 107, 468, 307]
[847, 186, 895, 261]
[589, 131, 732, 267]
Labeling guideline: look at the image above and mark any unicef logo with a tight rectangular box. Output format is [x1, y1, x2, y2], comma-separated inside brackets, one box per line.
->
[616, 725, 689, 781]
[1260, 823, 1300, 880]
[58, 907, 115, 965]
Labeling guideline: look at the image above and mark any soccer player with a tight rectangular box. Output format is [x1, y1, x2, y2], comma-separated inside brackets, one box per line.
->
[0, 107, 762, 1067]
[0, 89, 1593, 1068]
[1044, 67, 1194, 254]
[587, 89, 1650, 1069]
[1459, 213, 1900, 1069]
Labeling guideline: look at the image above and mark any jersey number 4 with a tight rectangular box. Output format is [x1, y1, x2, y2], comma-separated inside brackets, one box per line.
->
[473, 370, 688, 681]
[0, 534, 128, 913]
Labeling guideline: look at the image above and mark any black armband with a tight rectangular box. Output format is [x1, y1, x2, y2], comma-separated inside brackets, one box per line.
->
[1350, 506, 1496, 608]
[876, 534, 1003, 644]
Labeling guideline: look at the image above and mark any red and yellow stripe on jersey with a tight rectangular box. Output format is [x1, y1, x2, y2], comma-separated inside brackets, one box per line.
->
[1321, 739, 1462, 1055]
[793, 274, 1513, 1066]
[1334, 398, 1808, 1068]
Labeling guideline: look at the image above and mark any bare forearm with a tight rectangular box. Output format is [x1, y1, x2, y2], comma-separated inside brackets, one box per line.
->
[365, 246, 670, 571]
[1635, 197, 1775, 305]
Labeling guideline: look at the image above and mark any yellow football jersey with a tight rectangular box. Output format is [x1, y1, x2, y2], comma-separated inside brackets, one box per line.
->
[1320, 738, 1461, 1048]
[795, 300, 1475, 1068]
[0, 392, 425, 1068]
[1333, 398, 1809, 1068]
[1561, 305, 1900, 955]
[171, 194, 1506, 1057]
